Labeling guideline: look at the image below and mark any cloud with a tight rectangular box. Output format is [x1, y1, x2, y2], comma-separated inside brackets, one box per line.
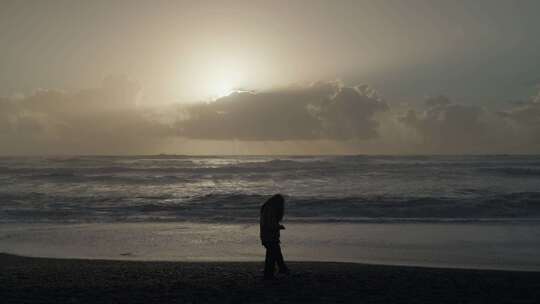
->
[499, 91, 540, 126]
[175, 82, 389, 141]
[0, 75, 174, 155]
[498, 90, 540, 144]
[398, 95, 504, 153]
[2, 78, 540, 155]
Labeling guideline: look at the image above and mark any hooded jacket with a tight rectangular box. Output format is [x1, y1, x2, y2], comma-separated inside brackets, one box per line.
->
[259, 200, 282, 244]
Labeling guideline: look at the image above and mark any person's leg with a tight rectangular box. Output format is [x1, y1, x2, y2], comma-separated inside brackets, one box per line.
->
[263, 244, 276, 278]
[274, 243, 289, 274]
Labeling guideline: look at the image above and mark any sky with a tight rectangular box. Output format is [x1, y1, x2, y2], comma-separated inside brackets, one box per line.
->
[1, 0, 540, 155]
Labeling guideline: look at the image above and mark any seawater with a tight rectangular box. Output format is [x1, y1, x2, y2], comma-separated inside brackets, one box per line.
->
[1, 155, 540, 223]
[2, 155, 540, 270]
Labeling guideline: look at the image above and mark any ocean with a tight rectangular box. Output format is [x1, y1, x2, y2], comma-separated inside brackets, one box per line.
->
[1, 155, 540, 224]
[1, 155, 540, 270]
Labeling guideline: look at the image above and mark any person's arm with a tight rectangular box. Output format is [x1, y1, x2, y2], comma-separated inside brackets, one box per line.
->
[262, 207, 281, 231]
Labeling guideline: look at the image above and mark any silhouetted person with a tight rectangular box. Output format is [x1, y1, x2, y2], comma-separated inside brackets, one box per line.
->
[260, 194, 289, 279]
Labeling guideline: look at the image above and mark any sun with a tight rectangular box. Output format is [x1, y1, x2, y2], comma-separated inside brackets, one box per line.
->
[213, 81, 235, 99]
[194, 57, 246, 100]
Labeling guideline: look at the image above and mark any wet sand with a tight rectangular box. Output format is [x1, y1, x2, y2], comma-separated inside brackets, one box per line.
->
[2, 253, 540, 303]
[3, 222, 540, 271]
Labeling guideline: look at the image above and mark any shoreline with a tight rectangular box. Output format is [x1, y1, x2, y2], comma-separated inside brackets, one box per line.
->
[3, 222, 540, 272]
[2, 253, 540, 303]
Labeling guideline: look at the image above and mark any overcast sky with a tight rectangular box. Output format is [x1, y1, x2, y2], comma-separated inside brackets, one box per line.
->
[1, 0, 540, 155]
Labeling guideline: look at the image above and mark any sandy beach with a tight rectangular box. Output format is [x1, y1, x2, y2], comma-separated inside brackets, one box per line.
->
[2, 253, 540, 304]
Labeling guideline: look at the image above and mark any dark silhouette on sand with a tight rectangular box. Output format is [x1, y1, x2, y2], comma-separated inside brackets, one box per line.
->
[260, 194, 290, 279]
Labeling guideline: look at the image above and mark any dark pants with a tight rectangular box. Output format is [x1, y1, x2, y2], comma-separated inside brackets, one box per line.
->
[263, 242, 287, 277]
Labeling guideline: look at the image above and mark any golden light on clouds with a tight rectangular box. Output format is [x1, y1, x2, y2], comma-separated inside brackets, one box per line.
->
[1, 1, 540, 155]
[210, 81, 235, 99]
[176, 49, 253, 101]
[202, 61, 245, 99]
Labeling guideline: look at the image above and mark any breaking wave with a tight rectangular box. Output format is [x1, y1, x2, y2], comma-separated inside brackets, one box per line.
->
[1, 155, 540, 224]
[2, 192, 540, 224]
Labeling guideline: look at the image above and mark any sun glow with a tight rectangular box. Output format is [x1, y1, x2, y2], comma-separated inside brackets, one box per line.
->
[212, 81, 235, 99]
[184, 52, 255, 101]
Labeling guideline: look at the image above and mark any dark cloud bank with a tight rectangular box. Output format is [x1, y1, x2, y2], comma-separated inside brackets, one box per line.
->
[176, 82, 388, 141]
[1, 79, 540, 155]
